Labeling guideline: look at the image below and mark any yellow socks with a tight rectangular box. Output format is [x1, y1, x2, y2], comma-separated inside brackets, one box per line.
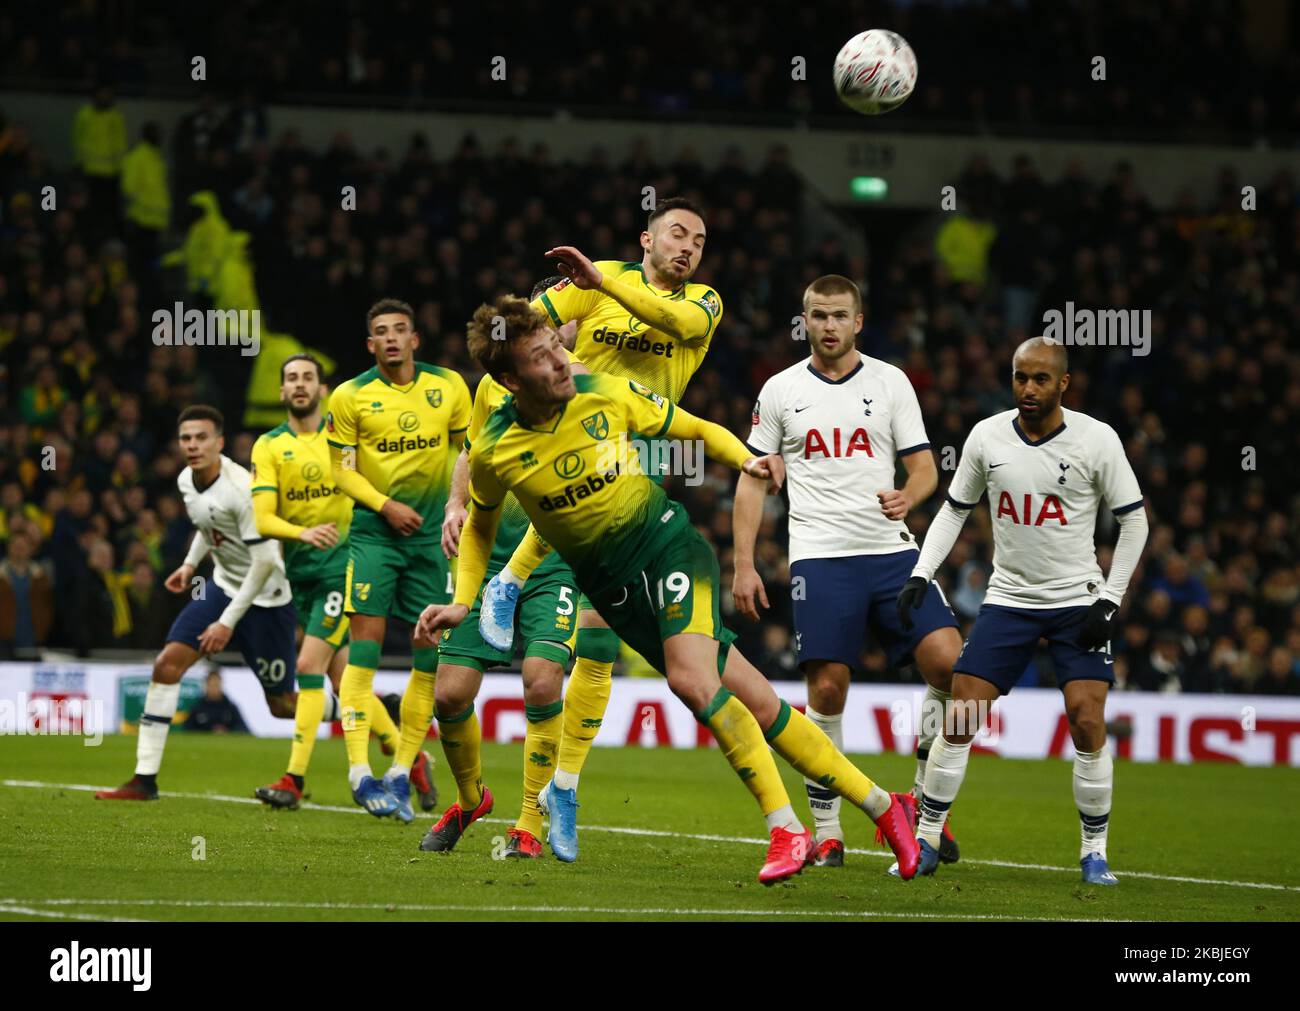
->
[503, 525, 551, 582]
[394, 647, 438, 770]
[287, 673, 327, 777]
[518, 700, 563, 837]
[437, 703, 484, 810]
[339, 640, 381, 772]
[765, 701, 890, 817]
[697, 688, 791, 821]
[556, 628, 617, 782]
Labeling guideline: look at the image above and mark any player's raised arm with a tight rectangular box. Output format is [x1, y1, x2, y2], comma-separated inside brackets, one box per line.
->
[659, 401, 781, 489]
[546, 245, 720, 345]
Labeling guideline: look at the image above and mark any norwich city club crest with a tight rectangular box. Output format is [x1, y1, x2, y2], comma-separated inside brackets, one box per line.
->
[354, 582, 371, 602]
[426, 389, 442, 407]
[581, 411, 609, 440]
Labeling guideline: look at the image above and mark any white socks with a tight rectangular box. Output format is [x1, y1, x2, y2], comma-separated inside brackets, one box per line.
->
[553, 769, 579, 791]
[803, 707, 844, 843]
[499, 565, 525, 589]
[915, 684, 952, 797]
[385, 763, 411, 780]
[1073, 746, 1113, 859]
[917, 736, 971, 847]
[134, 681, 181, 776]
[861, 784, 893, 821]
[764, 804, 803, 834]
[348, 764, 373, 790]
[321, 684, 340, 722]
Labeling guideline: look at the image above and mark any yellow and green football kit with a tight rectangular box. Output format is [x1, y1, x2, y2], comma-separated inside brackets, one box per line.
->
[459, 372, 742, 673]
[532, 261, 723, 403]
[251, 420, 352, 648]
[326, 361, 471, 778]
[325, 362, 471, 624]
[455, 372, 897, 842]
[438, 371, 579, 673]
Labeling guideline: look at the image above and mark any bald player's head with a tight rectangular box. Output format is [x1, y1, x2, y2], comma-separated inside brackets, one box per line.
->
[1012, 336, 1070, 427]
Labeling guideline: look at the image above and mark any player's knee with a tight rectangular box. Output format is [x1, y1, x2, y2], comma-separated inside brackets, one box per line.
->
[1068, 707, 1105, 747]
[435, 683, 474, 718]
[522, 665, 563, 705]
[152, 653, 185, 684]
[803, 663, 848, 715]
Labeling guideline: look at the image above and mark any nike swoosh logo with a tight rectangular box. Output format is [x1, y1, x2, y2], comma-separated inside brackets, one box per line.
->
[794, 405, 811, 413]
[989, 462, 1006, 469]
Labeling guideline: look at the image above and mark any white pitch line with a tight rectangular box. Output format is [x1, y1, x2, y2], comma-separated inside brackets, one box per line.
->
[0, 902, 148, 923]
[0, 897, 1137, 922]
[6, 778, 1299, 895]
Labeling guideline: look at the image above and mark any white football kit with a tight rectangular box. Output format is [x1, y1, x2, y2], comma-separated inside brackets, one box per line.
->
[747, 352, 931, 564]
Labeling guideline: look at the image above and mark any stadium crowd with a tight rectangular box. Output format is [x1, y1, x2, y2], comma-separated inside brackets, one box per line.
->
[0, 88, 1297, 697]
[0, 1, 1294, 146]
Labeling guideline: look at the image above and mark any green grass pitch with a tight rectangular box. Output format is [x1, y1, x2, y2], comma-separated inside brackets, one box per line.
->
[1, 733, 1297, 922]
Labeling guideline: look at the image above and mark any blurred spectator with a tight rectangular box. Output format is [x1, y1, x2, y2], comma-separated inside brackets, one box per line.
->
[183, 670, 249, 733]
[0, 530, 54, 658]
[72, 83, 127, 243]
[121, 122, 171, 278]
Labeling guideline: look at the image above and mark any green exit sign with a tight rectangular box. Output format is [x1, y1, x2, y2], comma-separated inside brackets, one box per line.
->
[851, 176, 889, 201]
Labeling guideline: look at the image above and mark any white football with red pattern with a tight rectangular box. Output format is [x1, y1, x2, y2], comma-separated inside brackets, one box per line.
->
[833, 30, 917, 115]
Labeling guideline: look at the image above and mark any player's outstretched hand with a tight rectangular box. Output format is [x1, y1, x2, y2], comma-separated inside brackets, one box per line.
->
[742, 455, 785, 494]
[877, 488, 911, 521]
[441, 503, 468, 559]
[544, 246, 602, 290]
[416, 603, 469, 643]
[896, 575, 929, 631]
[299, 523, 339, 550]
[1077, 599, 1119, 651]
[164, 564, 195, 594]
[380, 499, 423, 536]
[198, 620, 233, 654]
[732, 566, 769, 622]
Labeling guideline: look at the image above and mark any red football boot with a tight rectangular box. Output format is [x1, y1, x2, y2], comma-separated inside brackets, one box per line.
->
[758, 825, 814, 885]
[503, 827, 542, 858]
[95, 775, 158, 800]
[255, 773, 303, 810]
[410, 750, 438, 812]
[872, 793, 920, 880]
[812, 838, 845, 867]
[418, 787, 494, 853]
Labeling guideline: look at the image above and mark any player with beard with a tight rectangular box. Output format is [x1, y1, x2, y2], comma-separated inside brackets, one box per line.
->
[898, 337, 1148, 882]
[251, 354, 435, 812]
[733, 274, 962, 871]
[472, 199, 725, 860]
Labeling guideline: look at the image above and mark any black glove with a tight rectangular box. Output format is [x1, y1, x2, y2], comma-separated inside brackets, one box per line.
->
[896, 576, 929, 631]
[1077, 599, 1119, 651]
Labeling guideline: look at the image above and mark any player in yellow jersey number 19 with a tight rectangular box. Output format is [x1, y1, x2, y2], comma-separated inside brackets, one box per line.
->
[418, 295, 923, 884]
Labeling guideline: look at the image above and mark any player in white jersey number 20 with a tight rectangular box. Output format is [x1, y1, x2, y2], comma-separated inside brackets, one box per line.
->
[734, 275, 963, 873]
[898, 337, 1149, 883]
[96, 405, 306, 801]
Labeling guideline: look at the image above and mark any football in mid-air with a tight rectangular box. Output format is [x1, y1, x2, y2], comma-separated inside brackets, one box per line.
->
[833, 29, 917, 115]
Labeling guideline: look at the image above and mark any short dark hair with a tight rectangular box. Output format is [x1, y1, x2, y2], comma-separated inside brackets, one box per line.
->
[366, 298, 415, 332]
[466, 296, 551, 383]
[280, 352, 326, 383]
[177, 404, 224, 434]
[647, 196, 706, 231]
[531, 275, 565, 301]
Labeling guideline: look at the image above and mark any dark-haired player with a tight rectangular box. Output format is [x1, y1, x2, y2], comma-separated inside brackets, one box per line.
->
[325, 299, 470, 821]
[251, 354, 435, 812]
[96, 406, 301, 800]
[899, 337, 1148, 883]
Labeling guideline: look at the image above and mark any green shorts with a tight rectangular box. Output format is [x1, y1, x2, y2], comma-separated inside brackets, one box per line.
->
[583, 523, 736, 676]
[439, 565, 580, 672]
[344, 537, 452, 626]
[293, 575, 350, 648]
